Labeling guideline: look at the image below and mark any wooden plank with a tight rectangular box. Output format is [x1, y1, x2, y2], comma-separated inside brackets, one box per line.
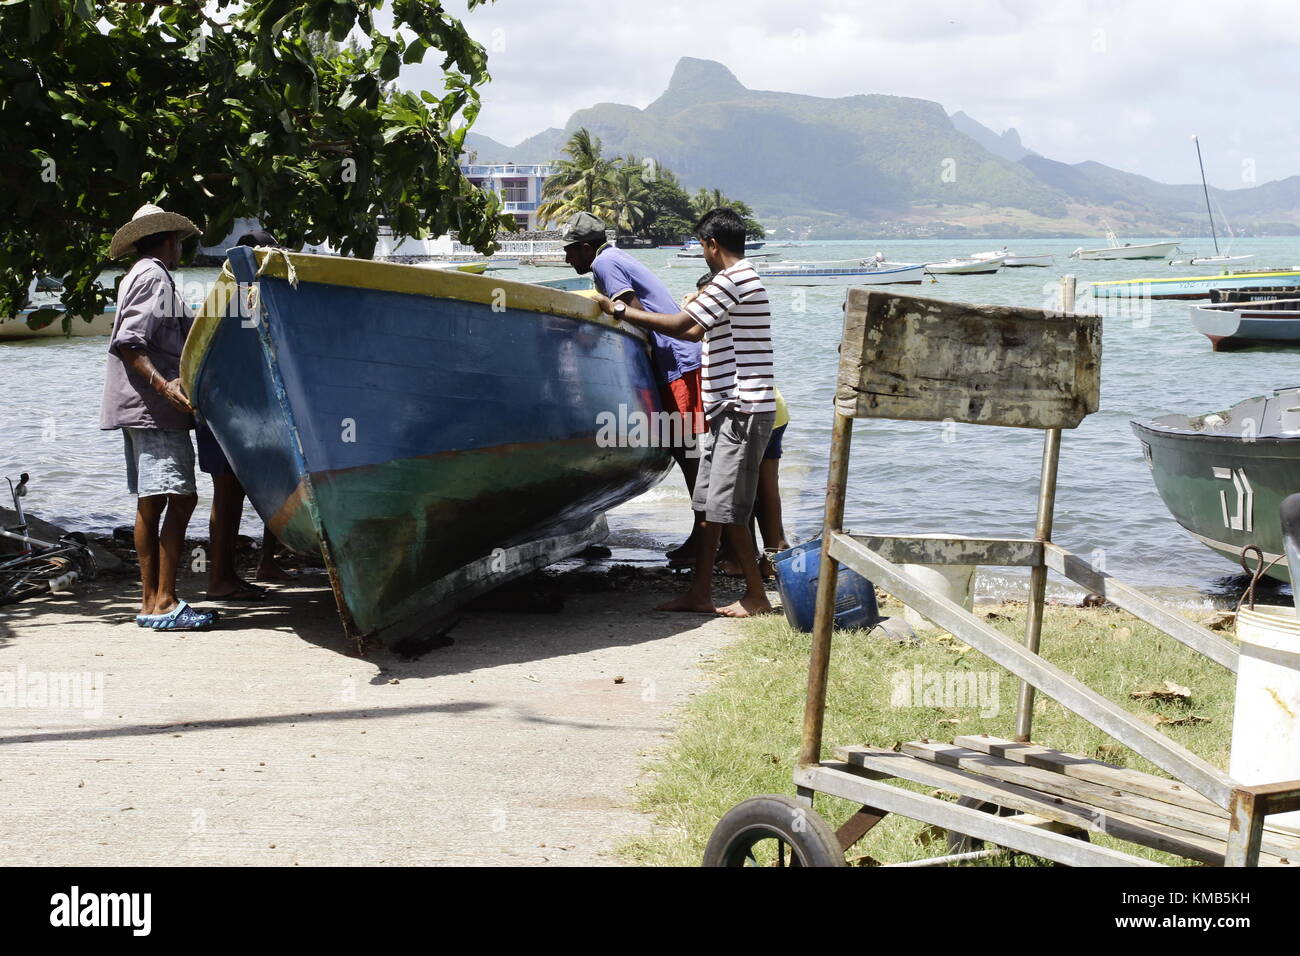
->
[954, 734, 1224, 814]
[845, 534, 1041, 567]
[828, 531, 1237, 808]
[902, 741, 1300, 863]
[836, 289, 1101, 429]
[835, 746, 1226, 865]
[956, 734, 1300, 855]
[796, 762, 1162, 867]
[1044, 543, 1238, 673]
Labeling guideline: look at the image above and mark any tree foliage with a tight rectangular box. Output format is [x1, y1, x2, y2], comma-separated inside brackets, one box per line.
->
[536, 128, 766, 242]
[0, 0, 510, 327]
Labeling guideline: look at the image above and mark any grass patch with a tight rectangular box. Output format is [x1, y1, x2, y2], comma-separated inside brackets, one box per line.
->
[622, 600, 1237, 867]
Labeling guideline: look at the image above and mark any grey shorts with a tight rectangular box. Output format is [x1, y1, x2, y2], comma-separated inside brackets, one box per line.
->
[692, 408, 775, 524]
[123, 427, 197, 498]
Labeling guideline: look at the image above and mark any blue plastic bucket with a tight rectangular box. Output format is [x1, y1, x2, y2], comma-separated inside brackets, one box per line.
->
[773, 538, 880, 632]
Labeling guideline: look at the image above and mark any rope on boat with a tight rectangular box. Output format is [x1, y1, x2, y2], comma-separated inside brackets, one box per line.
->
[1237, 545, 1284, 612]
[256, 247, 299, 289]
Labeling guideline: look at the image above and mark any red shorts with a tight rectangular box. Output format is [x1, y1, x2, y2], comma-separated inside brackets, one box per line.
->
[660, 369, 706, 435]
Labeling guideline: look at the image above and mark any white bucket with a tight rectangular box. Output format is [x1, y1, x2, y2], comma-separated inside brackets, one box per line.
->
[1231, 603, 1300, 835]
[900, 534, 976, 632]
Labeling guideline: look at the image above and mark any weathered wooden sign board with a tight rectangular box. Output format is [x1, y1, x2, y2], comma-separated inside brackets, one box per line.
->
[836, 289, 1102, 429]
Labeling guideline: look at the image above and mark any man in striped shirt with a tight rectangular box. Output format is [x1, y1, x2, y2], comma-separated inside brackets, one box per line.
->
[594, 208, 776, 617]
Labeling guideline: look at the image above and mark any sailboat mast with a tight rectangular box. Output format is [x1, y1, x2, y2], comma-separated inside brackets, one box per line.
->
[1192, 134, 1220, 256]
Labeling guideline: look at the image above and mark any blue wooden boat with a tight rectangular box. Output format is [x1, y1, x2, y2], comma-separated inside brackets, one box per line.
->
[1089, 269, 1300, 301]
[181, 248, 671, 650]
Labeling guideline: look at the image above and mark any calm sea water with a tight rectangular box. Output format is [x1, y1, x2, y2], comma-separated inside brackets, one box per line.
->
[4, 238, 1299, 603]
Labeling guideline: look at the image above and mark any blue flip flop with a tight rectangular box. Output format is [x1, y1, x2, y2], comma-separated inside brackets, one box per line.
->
[139, 600, 218, 631]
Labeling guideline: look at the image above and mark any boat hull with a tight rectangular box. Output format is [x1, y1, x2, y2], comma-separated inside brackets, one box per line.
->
[1191, 304, 1300, 350]
[756, 263, 926, 286]
[1090, 271, 1300, 300]
[1004, 254, 1054, 267]
[0, 308, 115, 341]
[926, 257, 1004, 275]
[1132, 389, 1300, 583]
[183, 250, 672, 648]
[1075, 240, 1181, 260]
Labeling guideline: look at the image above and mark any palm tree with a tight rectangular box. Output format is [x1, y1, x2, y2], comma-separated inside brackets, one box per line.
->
[607, 160, 650, 233]
[537, 128, 617, 227]
[690, 187, 728, 219]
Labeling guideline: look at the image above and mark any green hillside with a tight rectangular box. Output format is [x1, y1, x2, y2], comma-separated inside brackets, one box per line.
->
[462, 57, 1300, 238]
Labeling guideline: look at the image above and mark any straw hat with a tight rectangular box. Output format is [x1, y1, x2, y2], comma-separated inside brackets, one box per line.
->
[108, 204, 201, 259]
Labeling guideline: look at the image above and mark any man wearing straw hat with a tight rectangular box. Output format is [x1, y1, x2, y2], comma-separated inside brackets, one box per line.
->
[99, 203, 218, 631]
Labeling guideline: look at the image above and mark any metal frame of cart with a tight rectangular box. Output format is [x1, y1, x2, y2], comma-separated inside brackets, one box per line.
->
[708, 280, 1300, 867]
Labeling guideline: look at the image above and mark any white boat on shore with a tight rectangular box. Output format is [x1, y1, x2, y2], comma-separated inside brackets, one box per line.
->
[756, 260, 925, 286]
[926, 255, 1006, 275]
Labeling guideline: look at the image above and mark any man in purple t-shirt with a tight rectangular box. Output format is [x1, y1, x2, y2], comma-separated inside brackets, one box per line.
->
[562, 213, 705, 562]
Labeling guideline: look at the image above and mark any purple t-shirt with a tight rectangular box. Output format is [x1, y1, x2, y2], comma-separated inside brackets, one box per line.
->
[590, 245, 701, 386]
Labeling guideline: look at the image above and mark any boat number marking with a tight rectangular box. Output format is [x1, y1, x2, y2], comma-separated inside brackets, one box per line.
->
[1213, 466, 1253, 533]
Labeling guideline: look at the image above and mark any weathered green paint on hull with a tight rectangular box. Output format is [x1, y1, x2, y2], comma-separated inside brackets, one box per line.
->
[292, 439, 667, 642]
[1132, 423, 1300, 583]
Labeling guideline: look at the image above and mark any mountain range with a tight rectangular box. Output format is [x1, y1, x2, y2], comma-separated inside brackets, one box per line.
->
[464, 58, 1300, 239]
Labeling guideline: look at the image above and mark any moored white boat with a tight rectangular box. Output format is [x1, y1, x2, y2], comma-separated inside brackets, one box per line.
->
[418, 260, 490, 274]
[1, 300, 116, 341]
[1171, 254, 1256, 268]
[1071, 228, 1180, 261]
[1089, 268, 1300, 300]
[971, 248, 1054, 268]
[926, 255, 1005, 275]
[755, 261, 926, 286]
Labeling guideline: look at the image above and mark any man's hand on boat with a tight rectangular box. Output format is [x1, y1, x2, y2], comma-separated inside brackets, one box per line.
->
[592, 294, 705, 341]
[120, 347, 194, 413]
[158, 378, 193, 414]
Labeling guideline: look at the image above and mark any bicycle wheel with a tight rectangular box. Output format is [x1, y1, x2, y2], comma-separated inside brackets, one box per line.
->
[0, 556, 73, 605]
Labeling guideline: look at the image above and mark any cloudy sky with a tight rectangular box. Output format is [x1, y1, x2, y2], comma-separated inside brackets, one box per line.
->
[400, 0, 1300, 189]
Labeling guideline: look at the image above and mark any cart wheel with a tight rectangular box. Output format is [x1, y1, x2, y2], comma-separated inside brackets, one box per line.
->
[945, 797, 1090, 857]
[703, 795, 847, 867]
[945, 797, 1018, 854]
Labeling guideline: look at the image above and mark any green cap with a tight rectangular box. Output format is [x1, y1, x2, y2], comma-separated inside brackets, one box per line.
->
[561, 211, 607, 247]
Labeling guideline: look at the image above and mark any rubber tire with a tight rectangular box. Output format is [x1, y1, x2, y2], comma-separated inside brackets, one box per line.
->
[945, 797, 1019, 854]
[703, 795, 847, 867]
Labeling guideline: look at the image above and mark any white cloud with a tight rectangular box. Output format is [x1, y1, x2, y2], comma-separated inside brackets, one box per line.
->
[396, 0, 1300, 188]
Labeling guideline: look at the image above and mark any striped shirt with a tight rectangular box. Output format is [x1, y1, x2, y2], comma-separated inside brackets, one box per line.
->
[684, 258, 775, 418]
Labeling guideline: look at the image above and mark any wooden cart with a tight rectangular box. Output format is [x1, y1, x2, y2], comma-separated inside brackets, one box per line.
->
[704, 282, 1300, 867]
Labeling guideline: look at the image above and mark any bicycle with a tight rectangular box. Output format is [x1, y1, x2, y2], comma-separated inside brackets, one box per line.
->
[0, 473, 98, 605]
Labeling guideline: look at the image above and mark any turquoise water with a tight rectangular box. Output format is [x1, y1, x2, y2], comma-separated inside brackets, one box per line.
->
[4, 238, 1299, 602]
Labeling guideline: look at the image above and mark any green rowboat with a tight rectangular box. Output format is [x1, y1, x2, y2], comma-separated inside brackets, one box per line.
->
[1132, 387, 1300, 582]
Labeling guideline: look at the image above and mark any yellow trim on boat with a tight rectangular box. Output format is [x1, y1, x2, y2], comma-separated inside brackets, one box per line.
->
[180, 250, 644, 401]
[1091, 269, 1300, 287]
[180, 271, 238, 399]
[260, 250, 605, 320]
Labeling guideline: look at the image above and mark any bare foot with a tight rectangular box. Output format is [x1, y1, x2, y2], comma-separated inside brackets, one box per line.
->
[716, 594, 775, 618]
[718, 558, 745, 578]
[254, 563, 296, 582]
[655, 593, 717, 613]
